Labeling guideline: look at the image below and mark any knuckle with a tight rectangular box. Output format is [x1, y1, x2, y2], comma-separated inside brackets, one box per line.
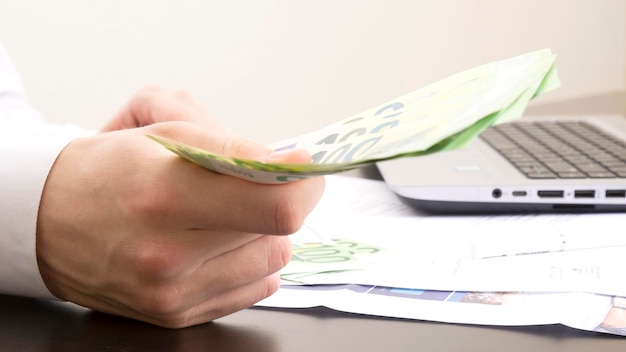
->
[270, 195, 306, 235]
[117, 154, 187, 223]
[131, 85, 164, 105]
[138, 85, 164, 94]
[148, 120, 193, 137]
[136, 285, 187, 322]
[126, 242, 182, 281]
[123, 180, 177, 222]
[172, 89, 194, 102]
[261, 274, 281, 299]
[117, 242, 193, 327]
[267, 177, 325, 236]
[267, 236, 292, 272]
[221, 137, 268, 159]
[221, 137, 246, 157]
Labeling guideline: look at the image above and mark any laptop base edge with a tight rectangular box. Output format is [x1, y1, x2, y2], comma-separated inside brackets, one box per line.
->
[398, 196, 626, 214]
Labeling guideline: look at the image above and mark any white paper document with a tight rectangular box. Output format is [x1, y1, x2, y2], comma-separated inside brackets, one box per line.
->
[259, 284, 625, 335]
[256, 175, 626, 335]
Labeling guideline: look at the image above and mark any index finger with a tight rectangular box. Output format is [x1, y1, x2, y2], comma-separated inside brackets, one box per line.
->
[139, 123, 326, 235]
[164, 159, 325, 235]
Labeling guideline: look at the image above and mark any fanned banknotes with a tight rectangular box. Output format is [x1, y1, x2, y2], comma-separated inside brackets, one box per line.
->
[148, 49, 560, 184]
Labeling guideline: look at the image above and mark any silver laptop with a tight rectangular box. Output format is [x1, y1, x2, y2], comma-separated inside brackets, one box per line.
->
[376, 114, 626, 213]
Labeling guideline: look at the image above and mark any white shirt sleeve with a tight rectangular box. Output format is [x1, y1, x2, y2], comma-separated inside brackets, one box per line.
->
[0, 42, 94, 299]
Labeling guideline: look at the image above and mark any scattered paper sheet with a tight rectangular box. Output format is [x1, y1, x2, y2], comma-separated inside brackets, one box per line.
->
[259, 284, 623, 335]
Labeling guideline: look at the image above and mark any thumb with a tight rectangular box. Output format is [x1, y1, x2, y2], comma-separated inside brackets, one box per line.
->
[219, 137, 312, 164]
[146, 122, 312, 164]
[264, 148, 313, 164]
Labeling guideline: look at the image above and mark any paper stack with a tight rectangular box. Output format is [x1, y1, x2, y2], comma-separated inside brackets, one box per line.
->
[257, 175, 626, 336]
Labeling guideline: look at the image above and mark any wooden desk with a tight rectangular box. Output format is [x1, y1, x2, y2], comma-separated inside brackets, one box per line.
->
[2, 92, 624, 351]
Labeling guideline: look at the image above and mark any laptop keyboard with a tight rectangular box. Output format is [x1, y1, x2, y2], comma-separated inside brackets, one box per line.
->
[480, 121, 626, 179]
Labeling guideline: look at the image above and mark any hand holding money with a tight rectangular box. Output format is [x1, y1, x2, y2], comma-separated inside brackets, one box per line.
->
[37, 88, 325, 328]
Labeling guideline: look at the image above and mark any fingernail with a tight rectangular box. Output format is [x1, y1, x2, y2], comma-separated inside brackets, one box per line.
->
[269, 149, 294, 159]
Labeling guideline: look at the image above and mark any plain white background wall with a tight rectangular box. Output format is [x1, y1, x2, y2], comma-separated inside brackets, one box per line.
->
[0, 0, 624, 143]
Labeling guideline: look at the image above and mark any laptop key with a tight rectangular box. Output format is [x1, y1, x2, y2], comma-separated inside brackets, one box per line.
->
[525, 172, 558, 179]
[585, 171, 617, 178]
[546, 163, 580, 173]
[577, 164, 609, 172]
[557, 171, 587, 178]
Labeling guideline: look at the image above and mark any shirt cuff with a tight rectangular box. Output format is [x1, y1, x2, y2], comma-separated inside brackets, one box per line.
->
[0, 119, 95, 299]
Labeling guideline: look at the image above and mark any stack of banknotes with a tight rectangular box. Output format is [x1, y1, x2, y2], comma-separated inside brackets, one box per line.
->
[149, 49, 560, 184]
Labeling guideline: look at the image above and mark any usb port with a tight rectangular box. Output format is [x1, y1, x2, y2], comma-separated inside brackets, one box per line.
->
[606, 189, 626, 198]
[512, 191, 527, 197]
[574, 190, 595, 198]
[538, 190, 564, 198]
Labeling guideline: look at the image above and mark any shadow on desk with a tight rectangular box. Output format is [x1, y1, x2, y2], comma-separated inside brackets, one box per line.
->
[0, 295, 277, 352]
[1, 295, 624, 352]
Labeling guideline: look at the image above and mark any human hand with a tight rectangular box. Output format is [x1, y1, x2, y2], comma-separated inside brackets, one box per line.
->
[100, 86, 230, 133]
[36, 89, 325, 328]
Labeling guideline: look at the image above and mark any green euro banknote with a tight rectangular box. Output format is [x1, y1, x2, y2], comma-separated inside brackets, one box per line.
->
[148, 49, 560, 184]
[280, 237, 384, 284]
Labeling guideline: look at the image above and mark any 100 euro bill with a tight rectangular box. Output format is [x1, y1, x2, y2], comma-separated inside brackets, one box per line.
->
[148, 49, 560, 184]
